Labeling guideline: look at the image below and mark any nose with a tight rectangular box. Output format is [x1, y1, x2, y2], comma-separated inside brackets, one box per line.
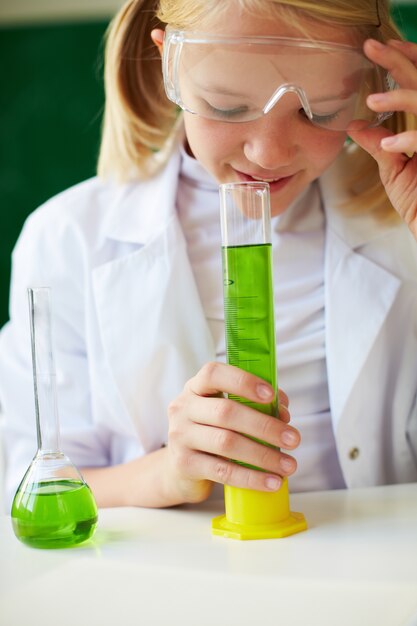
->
[243, 96, 301, 170]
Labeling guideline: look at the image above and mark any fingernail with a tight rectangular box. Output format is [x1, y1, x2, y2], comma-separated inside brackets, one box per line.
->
[257, 383, 273, 399]
[369, 39, 384, 50]
[381, 136, 398, 147]
[368, 93, 386, 104]
[281, 430, 298, 446]
[280, 458, 295, 473]
[265, 476, 281, 491]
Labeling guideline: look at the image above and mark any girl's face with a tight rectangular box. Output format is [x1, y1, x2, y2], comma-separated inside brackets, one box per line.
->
[181, 10, 356, 217]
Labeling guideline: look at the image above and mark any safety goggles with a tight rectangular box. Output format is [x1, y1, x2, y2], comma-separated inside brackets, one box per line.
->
[162, 27, 396, 131]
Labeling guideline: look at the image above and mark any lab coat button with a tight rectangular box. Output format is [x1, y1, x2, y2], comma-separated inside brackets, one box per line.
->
[348, 447, 360, 460]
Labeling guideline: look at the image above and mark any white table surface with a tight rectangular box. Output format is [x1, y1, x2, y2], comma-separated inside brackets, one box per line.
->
[1, 483, 417, 626]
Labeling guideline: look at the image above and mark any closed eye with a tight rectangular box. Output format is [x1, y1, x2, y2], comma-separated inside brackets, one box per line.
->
[311, 112, 340, 124]
[206, 103, 250, 119]
[299, 108, 340, 125]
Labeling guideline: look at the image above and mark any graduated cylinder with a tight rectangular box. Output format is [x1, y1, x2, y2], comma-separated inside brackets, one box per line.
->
[212, 182, 307, 540]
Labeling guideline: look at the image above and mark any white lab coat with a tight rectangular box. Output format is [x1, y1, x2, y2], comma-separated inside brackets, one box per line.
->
[1, 146, 417, 507]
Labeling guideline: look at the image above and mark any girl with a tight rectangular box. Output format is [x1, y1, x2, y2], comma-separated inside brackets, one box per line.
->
[1, 0, 416, 509]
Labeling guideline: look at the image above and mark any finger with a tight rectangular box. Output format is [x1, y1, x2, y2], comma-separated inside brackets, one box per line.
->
[188, 361, 276, 404]
[182, 449, 286, 492]
[185, 423, 297, 476]
[182, 393, 300, 449]
[388, 39, 417, 66]
[380, 130, 417, 155]
[364, 39, 417, 89]
[278, 388, 289, 408]
[347, 122, 410, 177]
[367, 88, 417, 115]
[278, 403, 291, 424]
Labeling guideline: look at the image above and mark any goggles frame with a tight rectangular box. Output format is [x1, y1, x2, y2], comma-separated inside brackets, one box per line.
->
[162, 27, 396, 130]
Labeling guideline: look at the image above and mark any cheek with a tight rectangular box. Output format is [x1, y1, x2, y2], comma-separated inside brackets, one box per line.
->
[307, 132, 347, 172]
[184, 116, 238, 162]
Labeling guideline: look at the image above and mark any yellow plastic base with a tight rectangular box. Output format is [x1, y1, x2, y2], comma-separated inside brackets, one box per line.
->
[212, 510, 307, 540]
[212, 479, 307, 540]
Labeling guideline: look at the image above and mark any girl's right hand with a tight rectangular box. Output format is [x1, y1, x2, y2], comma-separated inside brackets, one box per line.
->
[166, 362, 300, 504]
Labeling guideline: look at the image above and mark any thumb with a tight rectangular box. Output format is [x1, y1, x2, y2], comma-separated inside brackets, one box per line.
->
[347, 123, 409, 183]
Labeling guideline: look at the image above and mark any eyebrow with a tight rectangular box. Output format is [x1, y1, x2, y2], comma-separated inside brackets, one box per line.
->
[197, 82, 355, 106]
[194, 82, 249, 98]
[309, 91, 355, 105]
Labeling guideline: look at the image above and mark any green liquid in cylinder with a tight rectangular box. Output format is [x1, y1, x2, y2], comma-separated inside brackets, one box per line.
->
[12, 479, 98, 549]
[222, 243, 278, 469]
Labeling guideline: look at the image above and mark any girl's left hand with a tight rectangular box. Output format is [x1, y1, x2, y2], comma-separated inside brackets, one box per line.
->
[348, 38, 417, 241]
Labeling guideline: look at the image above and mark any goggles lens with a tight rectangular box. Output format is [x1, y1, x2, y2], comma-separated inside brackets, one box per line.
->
[162, 28, 395, 131]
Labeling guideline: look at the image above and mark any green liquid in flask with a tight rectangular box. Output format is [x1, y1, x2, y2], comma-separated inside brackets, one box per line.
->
[11, 287, 98, 549]
[12, 478, 98, 549]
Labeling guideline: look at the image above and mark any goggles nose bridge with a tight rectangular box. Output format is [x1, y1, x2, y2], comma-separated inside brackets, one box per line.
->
[263, 84, 313, 121]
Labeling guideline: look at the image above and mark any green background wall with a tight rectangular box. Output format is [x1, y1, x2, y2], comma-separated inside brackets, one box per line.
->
[0, 20, 108, 328]
[0, 5, 416, 329]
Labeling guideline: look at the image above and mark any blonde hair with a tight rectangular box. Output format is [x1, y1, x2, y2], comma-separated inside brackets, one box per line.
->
[97, 0, 414, 218]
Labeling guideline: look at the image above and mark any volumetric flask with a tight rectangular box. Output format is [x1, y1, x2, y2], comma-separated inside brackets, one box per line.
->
[11, 287, 98, 549]
[212, 182, 307, 540]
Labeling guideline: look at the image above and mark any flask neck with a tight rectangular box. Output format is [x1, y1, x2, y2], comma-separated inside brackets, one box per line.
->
[29, 288, 61, 454]
[34, 372, 61, 453]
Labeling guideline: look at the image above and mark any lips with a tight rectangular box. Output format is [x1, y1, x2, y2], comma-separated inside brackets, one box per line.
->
[234, 169, 295, 191]
[251, 175, 284, 183]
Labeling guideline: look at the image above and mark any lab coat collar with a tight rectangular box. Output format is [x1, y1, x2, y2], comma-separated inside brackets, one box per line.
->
[102, 148, 182, 245]
[319, 154, 402, 435]
[93, 207, 215, 450]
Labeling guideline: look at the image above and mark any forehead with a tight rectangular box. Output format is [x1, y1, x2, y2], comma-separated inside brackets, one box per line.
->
[180, 41, 365, 105]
